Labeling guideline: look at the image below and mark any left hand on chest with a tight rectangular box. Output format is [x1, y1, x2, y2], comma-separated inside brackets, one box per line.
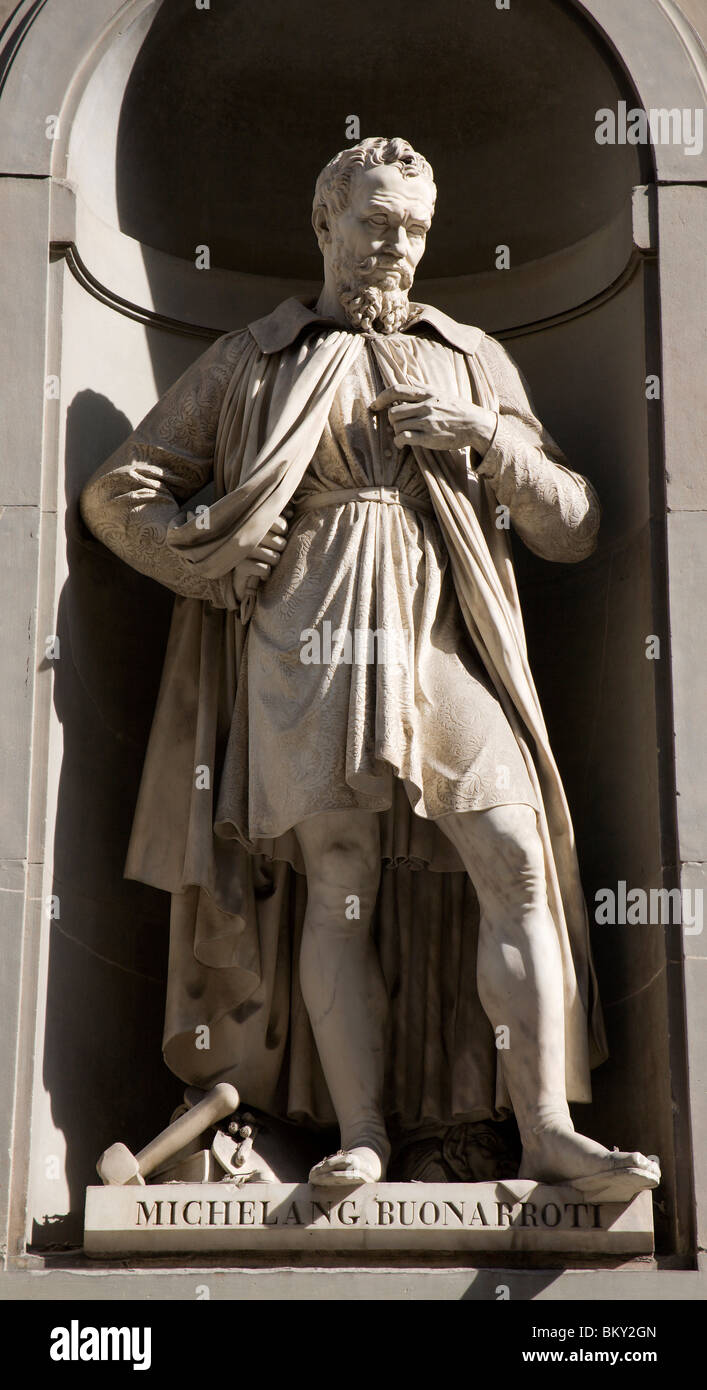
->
[371, 386, 497, 454]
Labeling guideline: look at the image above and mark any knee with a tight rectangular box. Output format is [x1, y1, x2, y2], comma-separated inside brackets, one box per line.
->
[499, 826, 545, 881]
[304, 834, 381, 921]
[480, 808, 546, 907]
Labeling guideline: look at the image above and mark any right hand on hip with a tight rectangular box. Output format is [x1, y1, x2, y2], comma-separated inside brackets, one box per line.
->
[233, 514, 289, 603]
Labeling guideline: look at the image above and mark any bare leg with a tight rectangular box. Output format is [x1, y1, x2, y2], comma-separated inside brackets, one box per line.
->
[437, 804, 659, 1196]
[295, 809, 390, 1184]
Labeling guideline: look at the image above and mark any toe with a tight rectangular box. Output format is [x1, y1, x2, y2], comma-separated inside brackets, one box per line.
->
[614, 1150, 660, 1174]
[310, 1152, 358, 1178]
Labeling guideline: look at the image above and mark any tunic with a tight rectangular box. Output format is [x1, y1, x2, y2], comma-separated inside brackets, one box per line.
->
[215, 336, 536, 855]
[79, 300, 607, 1121]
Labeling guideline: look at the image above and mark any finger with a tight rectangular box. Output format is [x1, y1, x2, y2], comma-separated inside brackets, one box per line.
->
[242, 559, 272, 581]
[249, 545, 281, 565]
[391, 421, 428, 440]
[388, 401, 432, 422]
[392, 427, 436, 447]
[261, 532, 287, 550]
[370, 386, 432, 411]
[268, 515, 289, 534]
[394, 429, 454, 449]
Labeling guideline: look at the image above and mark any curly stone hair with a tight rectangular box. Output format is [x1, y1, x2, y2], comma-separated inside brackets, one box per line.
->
[312, 137, 436, 246]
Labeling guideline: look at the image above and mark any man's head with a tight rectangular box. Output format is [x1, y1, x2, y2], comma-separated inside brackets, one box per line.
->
[312, 137, 436, 334]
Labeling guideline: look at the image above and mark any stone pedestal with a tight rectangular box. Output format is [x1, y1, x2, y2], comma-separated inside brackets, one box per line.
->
[84, 1181, 654, 1256]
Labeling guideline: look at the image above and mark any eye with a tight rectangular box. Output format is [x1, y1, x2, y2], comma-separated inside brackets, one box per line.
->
[409, 226, 427, 238]
[366, 215, 388, 228]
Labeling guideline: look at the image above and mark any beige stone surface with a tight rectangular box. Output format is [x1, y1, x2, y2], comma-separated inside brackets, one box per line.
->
[84, 1181, 654, 1255]
[0, 0, 700, 1268]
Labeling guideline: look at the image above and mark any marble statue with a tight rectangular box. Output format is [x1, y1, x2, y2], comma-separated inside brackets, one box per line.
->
[81, 137, 660, 1202]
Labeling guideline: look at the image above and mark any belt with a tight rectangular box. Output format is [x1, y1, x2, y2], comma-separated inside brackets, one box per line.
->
[292, 486, 434, 517]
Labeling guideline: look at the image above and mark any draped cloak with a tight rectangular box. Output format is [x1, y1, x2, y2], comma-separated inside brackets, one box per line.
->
[80, 297, 608, 1129]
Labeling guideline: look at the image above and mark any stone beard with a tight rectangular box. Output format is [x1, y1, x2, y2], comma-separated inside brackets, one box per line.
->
[331, 241, 414, 335]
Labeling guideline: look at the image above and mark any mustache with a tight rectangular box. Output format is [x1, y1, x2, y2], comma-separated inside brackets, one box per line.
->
[354, 253, 413, 285]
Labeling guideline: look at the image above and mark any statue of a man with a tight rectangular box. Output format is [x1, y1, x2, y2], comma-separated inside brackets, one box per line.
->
[81, 137, 659, 1201]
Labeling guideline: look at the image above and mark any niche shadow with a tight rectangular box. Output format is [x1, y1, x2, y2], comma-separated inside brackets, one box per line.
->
[32, 391, 181, 1249]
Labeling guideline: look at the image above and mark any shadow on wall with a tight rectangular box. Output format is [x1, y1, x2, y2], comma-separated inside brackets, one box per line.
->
[32, 390, 181, 1249]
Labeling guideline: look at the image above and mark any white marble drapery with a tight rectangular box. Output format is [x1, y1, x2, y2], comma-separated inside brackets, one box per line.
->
[80, 299, 606, 1126]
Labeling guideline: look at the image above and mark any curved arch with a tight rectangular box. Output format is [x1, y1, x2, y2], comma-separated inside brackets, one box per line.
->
[0, 0, 703, 178]
[0, 0, 702, 335]
[574, 0, 707, 181]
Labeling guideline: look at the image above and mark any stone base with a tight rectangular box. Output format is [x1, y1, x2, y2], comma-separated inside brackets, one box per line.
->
[84, 1181, 654, 1256]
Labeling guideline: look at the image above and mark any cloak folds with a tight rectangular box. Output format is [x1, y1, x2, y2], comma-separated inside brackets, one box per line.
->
[81, 299, 607, 1128]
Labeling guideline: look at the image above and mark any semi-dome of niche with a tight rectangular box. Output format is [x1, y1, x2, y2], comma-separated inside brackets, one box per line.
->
[113, 0, 645, 279]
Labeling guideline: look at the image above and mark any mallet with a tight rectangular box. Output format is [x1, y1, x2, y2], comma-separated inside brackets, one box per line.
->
[97, 1082, 239, 1186]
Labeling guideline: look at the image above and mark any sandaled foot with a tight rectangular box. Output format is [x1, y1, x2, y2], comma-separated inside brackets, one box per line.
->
[519, 1125, 660, 1201]
[567, 1155, 661, 1203]
[309, 1145, 386, 1187]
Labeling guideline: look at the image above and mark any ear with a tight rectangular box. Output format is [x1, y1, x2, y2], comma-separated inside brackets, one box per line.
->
[313, 205, 331, 246]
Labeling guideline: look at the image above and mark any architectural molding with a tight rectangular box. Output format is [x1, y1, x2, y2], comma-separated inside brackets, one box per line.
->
[51, 239, 647, 344]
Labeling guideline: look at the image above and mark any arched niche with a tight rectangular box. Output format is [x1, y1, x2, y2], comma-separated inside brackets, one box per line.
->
[0, 0, 704, 1268]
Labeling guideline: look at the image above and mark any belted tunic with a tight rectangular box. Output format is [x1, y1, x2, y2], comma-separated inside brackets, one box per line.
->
[80, 298, 607, 1127]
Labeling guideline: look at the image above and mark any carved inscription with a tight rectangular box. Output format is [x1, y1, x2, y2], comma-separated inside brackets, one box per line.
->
[135, 1195, 603, 1230]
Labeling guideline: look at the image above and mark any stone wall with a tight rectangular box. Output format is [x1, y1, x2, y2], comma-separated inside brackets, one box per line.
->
[0, 0, 704, 1290]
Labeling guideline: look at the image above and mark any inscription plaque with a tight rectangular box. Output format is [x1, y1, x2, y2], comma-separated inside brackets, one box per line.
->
[84, 1182, 654, 1255]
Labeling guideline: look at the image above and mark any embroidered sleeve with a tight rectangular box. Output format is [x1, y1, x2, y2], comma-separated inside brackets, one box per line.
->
[473, 334, 600, 563]
[80, 331, 250, 608]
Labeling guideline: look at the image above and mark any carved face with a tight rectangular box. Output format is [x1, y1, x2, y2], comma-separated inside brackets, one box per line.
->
[320, 163, 435, 332]
[325, 163, 434, 293]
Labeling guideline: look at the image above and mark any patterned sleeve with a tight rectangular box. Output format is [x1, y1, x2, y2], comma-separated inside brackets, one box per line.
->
[473, 334, 600, 563]
[80, 331, 251, 607]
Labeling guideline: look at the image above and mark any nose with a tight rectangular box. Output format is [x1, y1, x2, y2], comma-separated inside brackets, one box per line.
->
[384, 224, 409, 258]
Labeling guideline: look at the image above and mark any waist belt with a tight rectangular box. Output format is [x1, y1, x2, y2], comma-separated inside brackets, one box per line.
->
[292, 486, 434, 517]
